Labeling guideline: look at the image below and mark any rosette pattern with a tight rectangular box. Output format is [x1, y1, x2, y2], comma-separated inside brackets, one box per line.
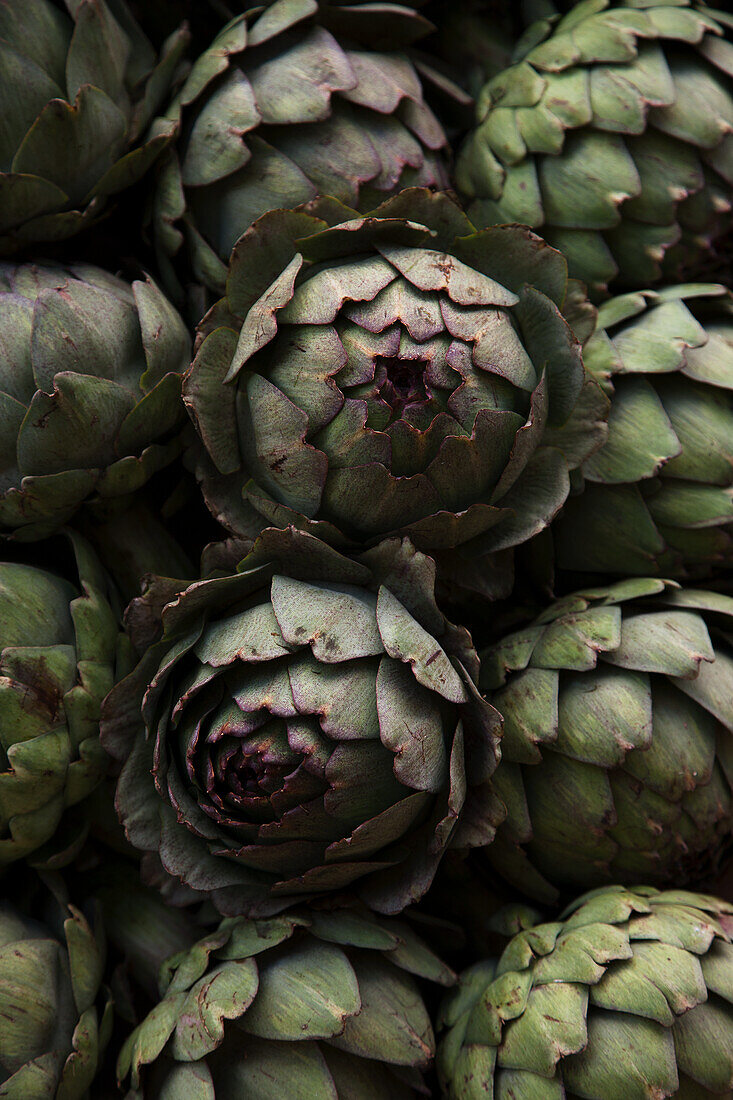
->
[118, 905, 455, 1099]
[0, 533, 131, 867]
[152, 0, 465, 297]
[456, 0, 733, 298]
[101, 527, 503, 916]
[479, 579, 733, 903]
[185, 189, 607, 598]
[0, 0, 188, 252]
[0, 874, 111, 1098]
[553, 283, 733, 579]
[0, 261, 191, 539]
[438, 886, 733, 1099]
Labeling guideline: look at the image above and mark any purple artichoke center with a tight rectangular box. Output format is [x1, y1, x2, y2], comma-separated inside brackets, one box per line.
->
[377, 356, 430, 417]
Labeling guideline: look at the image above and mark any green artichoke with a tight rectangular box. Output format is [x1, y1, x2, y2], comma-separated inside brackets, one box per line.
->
[119, 904, 455, 1099]
[456, 0, 733, 298]
[438, 885, 733, 1099]
[151, 0, 468, 299]
[0, 872, 111, 1099]
[478, 578, 733, 903]
[184, 189, 607, 598]
[0, 532, 132, 867]
[0, 0, 188, 253]
[552, 283, 733, 579]
[101, 526, 503, 916]
[0, 261, 191, 539]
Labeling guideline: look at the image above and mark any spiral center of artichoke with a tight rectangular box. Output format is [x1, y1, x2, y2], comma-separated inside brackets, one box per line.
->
[378, 356, 430, 417]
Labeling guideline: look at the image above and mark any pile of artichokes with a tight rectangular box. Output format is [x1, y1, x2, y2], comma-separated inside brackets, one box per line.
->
[0, 0, 731, 1096]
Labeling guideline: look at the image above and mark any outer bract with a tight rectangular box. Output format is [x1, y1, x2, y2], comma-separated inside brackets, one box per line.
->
[101, 526, 504, 917]
[0, 873, 111, 1099]
[0, 261, 191, 539]
[438, 886, 733, 1099]
[553, 283, 733, 578]
[185, 189, 607, 599]
[118, 905, 455, 1099]
[0, 532, 132, 867]
[457, 0, 733, 298]
[152, 0, 465, 298]
[479, 579, 733, 903]
[0, 0, 188, 253]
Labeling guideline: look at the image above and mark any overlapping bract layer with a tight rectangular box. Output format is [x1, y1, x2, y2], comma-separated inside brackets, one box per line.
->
[438, 886, 733, 1099]
[0, 876, 111, 1098]
[102, 527, 503, 917]
[479, 579, 733, 902]
[0, 261, 191, 538]
[457, 0, 733, 298]
[0, 533, 131, 867]
[554, 283, 733, 578]
[152, 0, 463, 297]
[119, 905, 454, 1099]
[185, 189, 607, 597]
[0, 0, 188, 252]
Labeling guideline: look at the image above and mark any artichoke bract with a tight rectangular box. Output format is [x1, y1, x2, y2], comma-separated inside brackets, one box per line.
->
[0, 0, 188, 253]
[0, 532, 132, 868]
[456, 0, 733, 298]
[479, 579, 733, 903]
[152, 0, 466, 298]
[553, 283, 733, 579]
[438, 885, 733, 1100]
[0, 261, 191, 539]
[0, 874, 111, 1099]
[101, 526, 504, 917]
[184, 189, 608, 598]
[119, 905, 455, 1100]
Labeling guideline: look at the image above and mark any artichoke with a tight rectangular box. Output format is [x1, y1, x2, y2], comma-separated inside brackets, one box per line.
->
[0, 532, 132, 867]
[119, 904, 455, 1099]
[0, 532, 132, 866]
[0, 261, 191, 539]
[0, 0, 188, 253]
[101, 526, 503, 917]
[0, 872, 111, 1099]
[479, 579, 733, 903]
[438, 885, 733, 1099]
[553, 283, 733, 579]
[456, 0, 733, 298]
[184, 189, 608, 598]
[152, 0, 467, 299]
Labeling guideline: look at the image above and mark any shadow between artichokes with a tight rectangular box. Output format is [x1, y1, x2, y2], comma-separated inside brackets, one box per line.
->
[117, 904, 455, 1099]
[0, 0, 189, 253]
[184, 188, 608, 600]
[0, 261, 192, 539]
[101, 526, 504, 917]
[438, 885, 733, 1099]
[479, 578, 733, 904]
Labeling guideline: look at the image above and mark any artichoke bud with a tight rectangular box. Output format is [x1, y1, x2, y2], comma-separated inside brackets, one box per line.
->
[438, 885, 733, 1099]
[0, 0, 189, 253]
[0, 531, 128, 868]
[457, 0, 733, 298]
[480, 578, 733, 902]
[0, 870, 110, 1099]
[118, 902, 456, 1098]
[553, 283, 733, 580]
[151, 0, 465, 301]
[184, 189, 609, 600]
[102, 526, 505, 917]
[0, 261, 192, 539]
